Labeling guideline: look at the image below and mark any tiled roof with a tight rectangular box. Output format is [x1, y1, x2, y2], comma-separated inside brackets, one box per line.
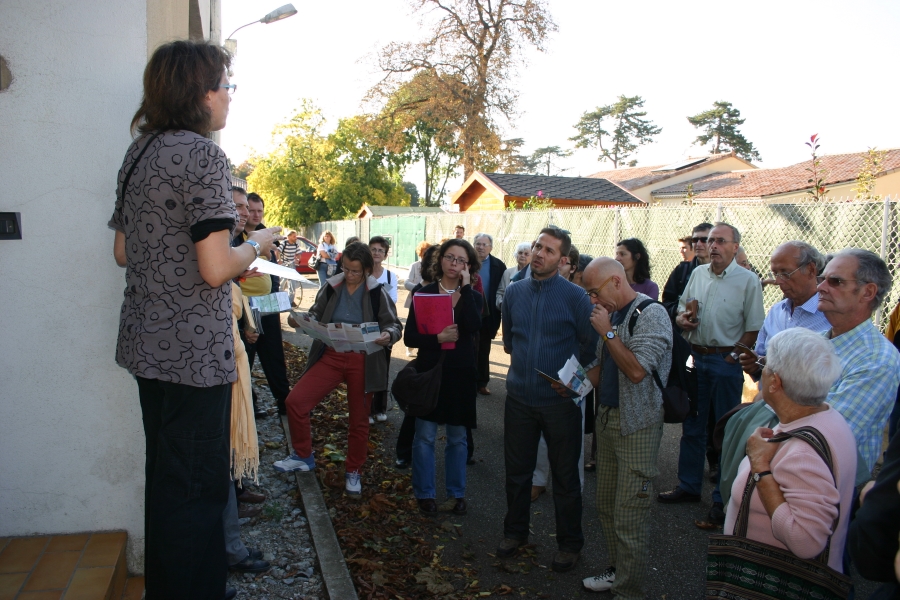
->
[651, 149, 900, 199]
[482, 172, 641, 203]
[587, 153, 750, 190]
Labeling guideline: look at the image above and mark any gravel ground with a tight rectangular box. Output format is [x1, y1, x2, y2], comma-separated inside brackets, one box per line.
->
[226, 377, 324, 600]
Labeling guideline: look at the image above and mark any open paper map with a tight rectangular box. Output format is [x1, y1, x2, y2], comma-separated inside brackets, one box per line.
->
[535, 354, 593, 403]
[292, 312, 383, 354]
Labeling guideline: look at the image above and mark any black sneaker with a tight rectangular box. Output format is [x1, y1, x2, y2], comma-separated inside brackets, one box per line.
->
[657, 486, 702, 503]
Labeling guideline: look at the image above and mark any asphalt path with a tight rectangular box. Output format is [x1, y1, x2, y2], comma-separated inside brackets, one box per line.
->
[285, 279, 879, 599]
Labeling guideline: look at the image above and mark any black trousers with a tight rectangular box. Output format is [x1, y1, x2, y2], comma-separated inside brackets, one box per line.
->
[244, 313, 291, 411]
[396, 412, 416, 462]
[475, 324, 494, 388]
[137, 377, 231, 600]
[371, 346, 393, 415]
[503, 395, 584, 553]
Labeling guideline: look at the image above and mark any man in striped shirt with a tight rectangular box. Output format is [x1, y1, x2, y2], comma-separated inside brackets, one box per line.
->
[279, 231, 300, 305]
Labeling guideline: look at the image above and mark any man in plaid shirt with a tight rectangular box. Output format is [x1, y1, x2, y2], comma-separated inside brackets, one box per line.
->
[818, 249, 900, 477]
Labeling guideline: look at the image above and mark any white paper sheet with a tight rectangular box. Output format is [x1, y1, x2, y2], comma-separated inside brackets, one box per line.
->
[249, 258, 305, 281]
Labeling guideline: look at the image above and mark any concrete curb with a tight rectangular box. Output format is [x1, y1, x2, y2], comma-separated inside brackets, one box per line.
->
[280, 415, 358, 600]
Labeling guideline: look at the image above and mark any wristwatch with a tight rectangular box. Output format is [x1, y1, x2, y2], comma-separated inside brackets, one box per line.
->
[752, 470, 772, 482]
[605, 330, 616, 340]
[245, 239, 262, 259]
[730, 351, 741, 361]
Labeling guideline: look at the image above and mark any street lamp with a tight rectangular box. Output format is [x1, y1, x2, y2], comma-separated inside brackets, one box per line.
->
[226, 4, 298, 40]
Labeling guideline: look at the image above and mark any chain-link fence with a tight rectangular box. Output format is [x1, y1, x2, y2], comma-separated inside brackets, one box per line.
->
[302, 196, 900, 330]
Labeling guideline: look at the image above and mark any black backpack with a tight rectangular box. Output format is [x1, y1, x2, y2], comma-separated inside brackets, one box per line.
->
[627, 299, 698, 423]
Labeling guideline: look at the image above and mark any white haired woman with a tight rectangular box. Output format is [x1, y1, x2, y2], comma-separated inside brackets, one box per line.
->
[495, 242, 532, 308]
[724, 327, 857, 572]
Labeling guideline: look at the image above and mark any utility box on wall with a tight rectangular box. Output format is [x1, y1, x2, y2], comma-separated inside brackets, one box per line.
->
[0, 212, 21, 239]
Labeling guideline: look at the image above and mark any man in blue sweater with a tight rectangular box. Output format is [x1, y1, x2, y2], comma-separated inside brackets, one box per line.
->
[498, 226, 598, 572]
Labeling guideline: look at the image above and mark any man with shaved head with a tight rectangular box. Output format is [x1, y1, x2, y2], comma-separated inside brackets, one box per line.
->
[578, 258, 673, 596]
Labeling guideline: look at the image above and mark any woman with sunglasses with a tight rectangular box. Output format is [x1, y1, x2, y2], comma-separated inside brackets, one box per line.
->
[404, 239, 484, 516]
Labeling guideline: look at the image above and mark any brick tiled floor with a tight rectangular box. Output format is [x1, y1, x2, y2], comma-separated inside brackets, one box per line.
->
[0, 532, 127, 600]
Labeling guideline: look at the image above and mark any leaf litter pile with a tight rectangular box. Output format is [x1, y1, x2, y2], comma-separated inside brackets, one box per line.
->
[283, 342, 539, 599]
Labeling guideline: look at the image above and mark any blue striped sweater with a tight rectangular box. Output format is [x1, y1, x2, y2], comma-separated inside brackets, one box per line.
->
[501, 273, 599, 406]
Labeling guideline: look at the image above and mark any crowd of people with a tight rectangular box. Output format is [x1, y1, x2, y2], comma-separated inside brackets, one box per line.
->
[112, 39, 900, 600]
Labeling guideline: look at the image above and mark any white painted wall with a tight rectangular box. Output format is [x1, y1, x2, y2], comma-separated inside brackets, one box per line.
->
[0, 0, 148, 573]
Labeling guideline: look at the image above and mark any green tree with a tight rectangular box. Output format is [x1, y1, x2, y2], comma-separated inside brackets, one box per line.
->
[854, 147, 887, 201]
[529, 146, 572, 176]
[374, 0, 556, 179]
[492, 138, 536, 174]
[231, 160, 255, 180]
[570, 95, 661, 168]
[804, 133, 828, 201]
[687, 101, 761, 162]
[402, 181, 420, 206]
[248, 101, 409, 228]
[376, 72, 462, 207]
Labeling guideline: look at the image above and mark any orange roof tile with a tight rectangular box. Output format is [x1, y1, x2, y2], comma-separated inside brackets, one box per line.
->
[587, 153, 752, 190]
[651, 149, 900, 199]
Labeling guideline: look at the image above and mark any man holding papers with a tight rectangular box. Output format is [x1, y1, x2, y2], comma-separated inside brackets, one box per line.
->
[578, 258, 672, 598]
[498, 227, 598, 573]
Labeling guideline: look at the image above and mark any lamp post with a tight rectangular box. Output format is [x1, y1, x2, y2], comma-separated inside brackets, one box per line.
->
[224, 4, 297, 55]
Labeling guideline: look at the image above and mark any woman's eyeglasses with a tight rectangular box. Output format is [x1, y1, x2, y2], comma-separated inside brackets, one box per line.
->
[369, 248, 386, 255]
[218, 84, 237, 95]
[442, 255, 468, 266]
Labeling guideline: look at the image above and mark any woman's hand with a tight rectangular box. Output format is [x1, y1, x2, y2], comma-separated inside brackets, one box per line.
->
[374, 332, 391, 346]
[437, 324, 459, 343]
[247, 226, 282, 255]
[238, 267, 262, 280]
[746, 427, 779, 472]
[460, 266, 471, 287]
[245, 331, 259, 344]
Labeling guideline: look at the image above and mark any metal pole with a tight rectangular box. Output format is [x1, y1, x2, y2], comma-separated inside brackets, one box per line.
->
[875, 195, 892, 327]
[208, 0, 222, 146]
[614, 207, 621, 253]
[716, 202, 723, 222]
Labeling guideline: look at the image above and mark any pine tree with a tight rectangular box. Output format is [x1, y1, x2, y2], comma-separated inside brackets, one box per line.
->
[570, 95, 661, 168]
[687, 101, 761, 162]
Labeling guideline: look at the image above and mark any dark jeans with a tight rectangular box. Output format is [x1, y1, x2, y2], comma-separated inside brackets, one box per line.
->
[677, 353, 743, 497]
[475, 324, 494, 387]
[503, 395, 584, 553]
[137, 377, 231, 600]
[244, 313, 291, 412]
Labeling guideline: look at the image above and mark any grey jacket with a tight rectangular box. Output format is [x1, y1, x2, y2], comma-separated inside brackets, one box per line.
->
[303, 273, 402, 393]
[596, 293, 672, 436]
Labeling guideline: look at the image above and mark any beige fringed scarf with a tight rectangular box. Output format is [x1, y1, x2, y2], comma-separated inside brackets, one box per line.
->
[231, 283, 259, 484]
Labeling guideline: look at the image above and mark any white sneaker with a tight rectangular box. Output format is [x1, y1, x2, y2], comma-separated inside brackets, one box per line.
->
[273, 452, 315, 473]
[368, 416, 374, 425]
[345, 471, 362, 495]
[375, 412, 387, 422]
[583, 567, 615, 592]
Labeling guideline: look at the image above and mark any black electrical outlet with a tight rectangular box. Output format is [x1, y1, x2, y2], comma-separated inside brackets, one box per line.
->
[0, 212, 22, 240]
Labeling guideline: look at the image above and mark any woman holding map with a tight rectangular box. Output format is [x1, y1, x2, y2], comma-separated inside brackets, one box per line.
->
[276, 242, 402, 498]
[404, 239, 484, 517]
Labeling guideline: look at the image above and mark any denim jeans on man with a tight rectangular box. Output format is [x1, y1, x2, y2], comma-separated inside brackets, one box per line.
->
[504, 395, 584, 553]
[677, 353, 743, 496]
[412, 418, 467, 499]
[138, 377, 230, 600]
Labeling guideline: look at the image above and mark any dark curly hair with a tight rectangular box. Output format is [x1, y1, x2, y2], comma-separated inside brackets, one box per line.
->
[340, 242, 374, 276]
[131, 40, 231, 136]
[617, 238, 652, 284]
[433, 239, 480, 281]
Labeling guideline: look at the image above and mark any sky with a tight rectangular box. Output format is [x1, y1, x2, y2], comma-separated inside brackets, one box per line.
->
[220, 0, 900, 195]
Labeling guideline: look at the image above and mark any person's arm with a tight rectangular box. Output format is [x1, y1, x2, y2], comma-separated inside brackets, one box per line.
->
[747, 428, 842, 560]
[195, 228, 280, 288]
[404, 262, 422, 291]
[726, 331, 758, 364]
[849, 431, 900, 581]
[501, 286, 513, 354]
[661, 264, 684, 321]
[375, 285, 403, 345]
[113, 230, 126, 267]
[496, 269, 512, 309]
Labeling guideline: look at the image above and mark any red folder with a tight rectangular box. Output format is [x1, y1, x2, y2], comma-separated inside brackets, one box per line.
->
[413, 293, 455, 349]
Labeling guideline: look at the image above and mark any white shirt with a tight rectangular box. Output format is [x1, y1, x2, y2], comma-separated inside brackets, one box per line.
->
[375, 268, 398, 304]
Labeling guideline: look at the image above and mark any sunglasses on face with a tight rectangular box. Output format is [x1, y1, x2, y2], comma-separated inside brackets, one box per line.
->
[816, 275, 867, 288]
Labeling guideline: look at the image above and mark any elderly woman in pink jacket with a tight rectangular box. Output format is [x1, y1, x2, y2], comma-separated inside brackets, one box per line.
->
[725, 327, 857, 572]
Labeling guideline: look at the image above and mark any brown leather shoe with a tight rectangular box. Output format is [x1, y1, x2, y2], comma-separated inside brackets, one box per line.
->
[236, 489, 266, 504]
[657, 486, 702, 504]
[531, 485, 546, 502]
[551, 550, 580, 572]
[238, 505, 263, 519]
[418, 498, 437, 516]
[477, 386, 491, 395]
